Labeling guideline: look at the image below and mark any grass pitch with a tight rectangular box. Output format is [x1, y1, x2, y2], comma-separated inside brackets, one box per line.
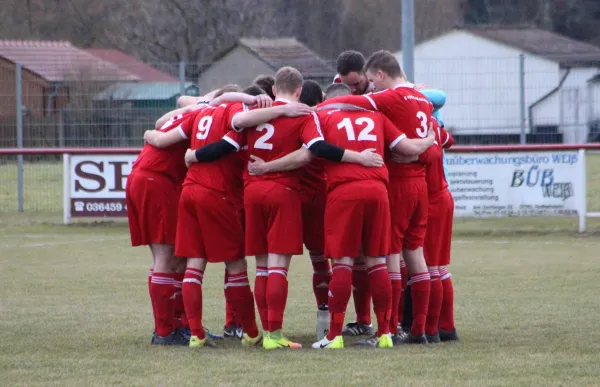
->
[1, 220, 599, 386]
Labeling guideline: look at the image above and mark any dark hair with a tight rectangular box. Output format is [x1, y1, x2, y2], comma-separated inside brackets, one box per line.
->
[365, 50, 402, 78]
[324, 83, 351, 100]
[243, 84, 267, 96]
[274, 67, 303, 95]
[336, 50, 366, 76]
[299, 80, 324, 107]
[214, 84, 241, 98]
[253, 74, 275, 100]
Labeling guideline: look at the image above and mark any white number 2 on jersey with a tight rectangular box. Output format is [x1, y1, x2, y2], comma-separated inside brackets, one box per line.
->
[416, 111, 428, 138]
[196, 116, 213, 140]
[337, 117, 376, 141]
[255, 123, 275, 150]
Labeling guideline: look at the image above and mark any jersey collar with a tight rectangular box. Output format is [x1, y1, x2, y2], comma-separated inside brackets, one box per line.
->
[275, 98, 292, 104]
[393, 82, 415, 89]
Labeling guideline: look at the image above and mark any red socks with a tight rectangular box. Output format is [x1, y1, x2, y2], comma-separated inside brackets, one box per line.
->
[310, 253, 332, 307]
[173, 272, 185, 329]
[439, 268, 455, 332]
[225, 271, 259, 338]
[388, 271, 402, 334]
[266, 267, 288, 332]
[368, 263, 392, 336]
[352, 264, 372, 325]
[398, 260, 408, 322]
[224, 269, 235, 327]
[150, 272, 177, 337]
[426, 268, 443, 336]
[254, 266, 268, 330]
[326, 263, 352, 340]
[148, 268, 157, 332]
[182, 268, 205, 339]
[410, 272, 431, 336]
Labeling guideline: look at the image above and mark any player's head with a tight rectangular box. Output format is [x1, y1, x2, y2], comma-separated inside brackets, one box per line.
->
[324, 83, 351, 100]
[253, 74, 275, 100]
[214, 84, 241, 98]
[273, 67, 304, 101]
[365, 50, 403, 91]
[243, 84, 267, 96]
[299, 80, 324, 107]
[336, 50, 370, 95]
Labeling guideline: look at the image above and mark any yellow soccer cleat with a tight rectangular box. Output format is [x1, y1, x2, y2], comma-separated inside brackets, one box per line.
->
[312, 335, 344, 349]
[262, 332, 302, 350]
[377, 333, 394, 349]
[189, 335, 217, 348]
[241, 333, 263, 347]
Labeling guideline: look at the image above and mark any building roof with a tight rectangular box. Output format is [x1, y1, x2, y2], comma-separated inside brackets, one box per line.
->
[221, 37, 334, 78]
[461, 25, 600, 67]
[94, 82, 198, 101]
[0, 40, 139, 82]
[85, 49, 177, 82]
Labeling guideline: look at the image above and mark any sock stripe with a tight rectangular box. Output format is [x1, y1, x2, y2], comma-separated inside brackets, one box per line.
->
[186, 268, 204, 276]
[332, 263, 352, 272]
[441, 273, 452, 280]
[151, 277, 174, 285]
[411, 273, 431, 283]
[389, 272, 402, 281]
[367, 263, 387, 275]
[228, 273, 249, 281]
[225, 281, 250, 288]
[183, 278, 203, 285]
[428, 268, 441, 278]
[439, 267, 449, 277]
[400, 260, 407, 268]
[268, 269, 288, 277]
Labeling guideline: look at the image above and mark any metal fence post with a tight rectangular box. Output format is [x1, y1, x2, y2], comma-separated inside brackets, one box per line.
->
[519, 53, 526, 145]
[179, 61, 186, 97]
[401, 0, 415, 83]
[16, 63, 24, 212]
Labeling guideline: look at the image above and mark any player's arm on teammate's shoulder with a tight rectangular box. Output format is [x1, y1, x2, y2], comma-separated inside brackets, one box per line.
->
[307, 141, 383, 167]
[248, 147, 314, 176]
[144, 114, 192, 148]
[209, 92, 272, 108]
[185, 131, 245, 167]
[155, 104, 205, 130]
[317, 94, 376, 112]
[231, 102, 312, 132]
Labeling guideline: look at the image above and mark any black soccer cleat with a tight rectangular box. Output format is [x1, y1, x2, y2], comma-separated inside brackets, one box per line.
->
[396, 332, 428, 345]
[439, 329, 459, 342]
[426, 332, 441, 344]
[151, 330, 189, 346]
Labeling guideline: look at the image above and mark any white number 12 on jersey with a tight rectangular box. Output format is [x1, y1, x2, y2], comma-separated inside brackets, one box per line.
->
[337, 117, 376, 141]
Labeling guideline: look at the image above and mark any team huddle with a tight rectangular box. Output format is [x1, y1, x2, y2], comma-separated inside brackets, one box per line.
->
[126, 49, 458, 349]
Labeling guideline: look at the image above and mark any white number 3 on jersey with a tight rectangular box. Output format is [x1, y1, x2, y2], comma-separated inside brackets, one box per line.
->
[416, 111, 428, 138]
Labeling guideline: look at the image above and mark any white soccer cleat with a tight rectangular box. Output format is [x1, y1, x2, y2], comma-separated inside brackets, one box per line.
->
[312, 335, 344, 349]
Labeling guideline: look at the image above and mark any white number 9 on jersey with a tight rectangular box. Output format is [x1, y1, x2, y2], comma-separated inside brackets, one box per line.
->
[416, 111, 428, 138]
[196, 116, 213, 140]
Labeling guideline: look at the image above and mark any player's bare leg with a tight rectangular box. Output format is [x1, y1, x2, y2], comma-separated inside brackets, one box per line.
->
[181, 257, 216, 348]
[343, 254, 373, 337]
[254, 254, 269, 331]
[386, 253, 405, 344]
[149, 243, 187, 345]
[399, 248, 430, 344]
[312, 257, 353, 349]
[438, 264, 458, 341]
[224, 258, 262, 346]
[354, 256, 393, 348]
[262, 253, 301, 349]
[425, 264, 443, 343]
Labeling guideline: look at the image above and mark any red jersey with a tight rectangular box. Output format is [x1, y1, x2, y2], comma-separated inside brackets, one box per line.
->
[302, 159, 327, 195]
[322, 83, 433, 179]
[179, 102, 246, 209]
[421, 118, 454, 196]
[132, 114, 190, 185]
[317, 109, 406, 191]
[225, 100, 324, 192]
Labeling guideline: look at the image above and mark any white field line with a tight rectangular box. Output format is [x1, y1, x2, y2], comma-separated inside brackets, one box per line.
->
[0, 236, 129, 249]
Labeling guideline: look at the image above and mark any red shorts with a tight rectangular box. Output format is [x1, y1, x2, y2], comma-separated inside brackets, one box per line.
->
[389, 177, 428, 253]
[126, 170, 180, 246]
[302, 191, 326, 254]
[244, 181, 303, 256]
[175, 185, 244, 263]
[424, 189, 454, 266]
[325, 180, 390, 259]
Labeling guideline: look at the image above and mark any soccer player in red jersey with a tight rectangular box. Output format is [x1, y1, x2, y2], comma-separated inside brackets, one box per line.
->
[186, 67, 384, 349]
[323, 50, 437, 344]
[126, 113, 194, 346]
[333, 50, 374, 95]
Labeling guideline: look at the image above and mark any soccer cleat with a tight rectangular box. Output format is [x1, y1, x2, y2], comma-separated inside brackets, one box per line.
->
[439, 329, 459, 342]
[241, 333, 263, 347]
[189, 335, 217, 348]
[397, 322, 410, 334]
[312, 335, 344, 349]
[203, 327, 223, 340]
[235, 326, 244, 339]
[354, 334, 393, 348]
[177, 327, 191, 341]
[316, 305, 330, 341]
[152, 331, 189, 346]
[426, 332, 441, 344]
[262, 332, 303, 350]
[391, 331, 409, 346]
[396, 333, 428, 345]
[342, 322, 373, 337]
[223, 324, 242, 339]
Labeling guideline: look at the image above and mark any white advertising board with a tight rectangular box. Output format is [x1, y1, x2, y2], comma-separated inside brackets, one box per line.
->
[63, 154, 137, 223]
[446, 150, 586, 219]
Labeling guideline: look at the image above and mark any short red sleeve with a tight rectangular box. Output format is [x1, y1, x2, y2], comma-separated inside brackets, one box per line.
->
[174, 111, 199, 139]
[229, 103, 249, 132]
[440, 127, 454, 149]
[301, 112, 325, 148]
[364, 90, 394, 113]
[382, 115, 406, 150]
[223, 129, 247, 151]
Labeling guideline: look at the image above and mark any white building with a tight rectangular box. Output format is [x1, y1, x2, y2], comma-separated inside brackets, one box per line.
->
[395, 25, 600, 144]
